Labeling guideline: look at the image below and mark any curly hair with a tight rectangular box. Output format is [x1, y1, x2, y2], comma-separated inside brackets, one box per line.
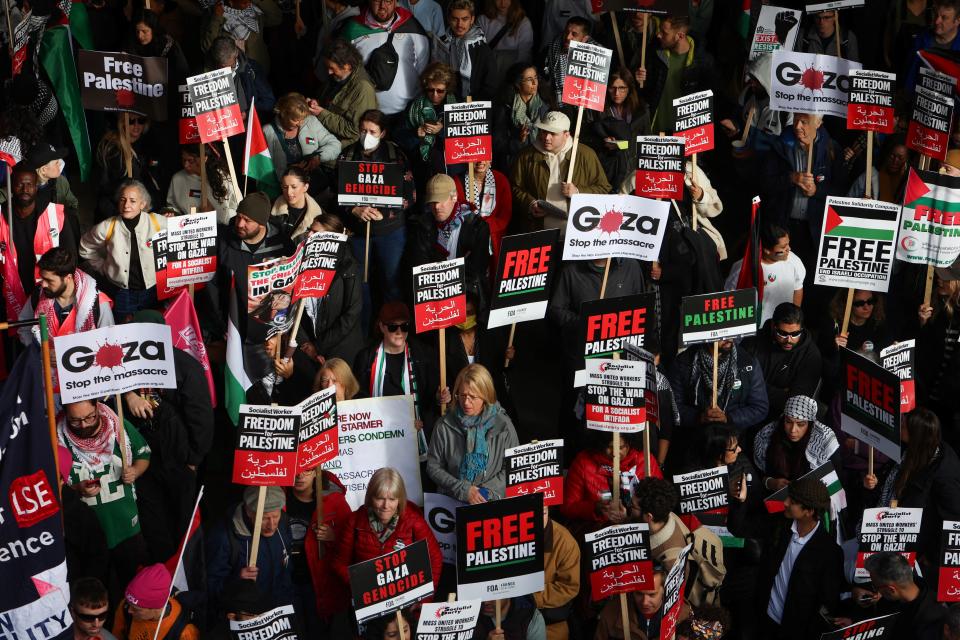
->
[420, 62, 458, 92]
[274, 93, 310, 130]
[632, 477, 677, 524]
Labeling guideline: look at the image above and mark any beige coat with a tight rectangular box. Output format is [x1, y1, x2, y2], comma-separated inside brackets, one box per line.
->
[80, 213, 166, 289]
[534, 520, 581, 640]
[271, 193, 323, 242]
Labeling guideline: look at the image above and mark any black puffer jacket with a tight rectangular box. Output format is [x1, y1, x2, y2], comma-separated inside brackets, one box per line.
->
[300, 245, 364, 366]
[742, 320, 823, 420]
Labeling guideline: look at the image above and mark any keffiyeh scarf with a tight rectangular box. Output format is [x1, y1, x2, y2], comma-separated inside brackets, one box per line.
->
[407, 95, 452, 161]
[223, 4, 263, 41]
[689, 345, 738, 410]
[58, 403, 130, 473]
[468, 169, 496, 217]
[36, 269, 99, 336]
[448, 26, 485, 95]
[435, 203, 468, 257]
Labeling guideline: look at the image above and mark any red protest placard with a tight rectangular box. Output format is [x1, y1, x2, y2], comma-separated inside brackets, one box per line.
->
[232, 404, 301, 486]
[847, 70, 896, 134]
[940, 521, 960, 601]
[187, 68, 244, 143]
[295, 388, 338, 473]
[635, 136, 685, 200]
[293, 232, 346, 300]
[412, 258, 466, 333]
[562, 41, 613, 112]
[907, 86, 952, 162]
[584, 524, 654, 600]
[672, 91, 714, 156]
[444, 102, 492, 165]
[178, 84, 200, 144]
[505, 440, 564, 506]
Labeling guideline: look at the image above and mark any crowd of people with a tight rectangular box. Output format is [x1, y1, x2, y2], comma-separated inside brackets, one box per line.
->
[4, 0, 960, 638]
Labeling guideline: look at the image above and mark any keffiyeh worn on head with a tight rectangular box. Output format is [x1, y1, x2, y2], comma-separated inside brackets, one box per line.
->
[223, 4, 263, 41]
[689, 345, 738, 410]
[783, 395, 818, 421]
[458, 403, 499, 483]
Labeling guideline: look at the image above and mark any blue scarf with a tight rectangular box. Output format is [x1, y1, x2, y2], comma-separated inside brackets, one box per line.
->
[458, 403, 499, 483]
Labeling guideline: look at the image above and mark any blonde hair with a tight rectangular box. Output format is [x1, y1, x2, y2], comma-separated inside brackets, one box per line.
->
[274, 93, 310, 129]
[453, 363, 497, 407]
[97, 113, 150, 173]
[365, 468, 407, 516]
[936, 279, 960, 318]
[313, 357, 359, 399]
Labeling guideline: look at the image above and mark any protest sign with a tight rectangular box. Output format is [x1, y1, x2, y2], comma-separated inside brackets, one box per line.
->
[807, 0, 865, 10]
[592, 0, 685, 14]
[814, 197, 899, 291]
[660, 544, 693, 640]
[623, 345, 661, 431]
[505, 440, 564, 505]
[295, 387, 338, 473]
[880, 340, 916, 413]
[349, 540, 434, 623]
[322, 395, 422, 510]
[488, 230, 560, 328]
[248, 254, 300, 337]
[164, 211, 217, 288]
[919, 66, 956, 97]
[576, 293, 657, 386]
[232, 404, 301, 487]
[418, 601, 482, 640]
[584, 358, 647, 432]
[178, 85, 200, 144]
[674, 467, 729, 515]
[456, 494, 545, 600]
[187, 67, 244, 142]
[672, 91, 714, 155]
[898, 168, 960, 267]
[413, 258, 466, 333]
[769, 51, 862, 118]
[337, 160, 404, 208]
[584, 523, 654, 600]
[563, 194, 669, 262]
[748, 6, 801, 62]
[818, 613, 899, 640]
[841, 348, 901, 460]
[939, 521, 960, 601]
[151, 230, 178, 300]
[635, 136, 685, 200]
[562, 41, 613, 112]
[229, 605, 298, 639]
[444, 102, 492, 164]
[907, 86, 953, 161]
[425, 492, 464, 565]
[856, 507, 922, 579]
[79, 51, 168, 121]
[11, 11, 31, 77]
[294, 231, 346, 300]
[681, 288, 758, 345]
[55, 323, 176, 403]
[847, 70, 896, 134]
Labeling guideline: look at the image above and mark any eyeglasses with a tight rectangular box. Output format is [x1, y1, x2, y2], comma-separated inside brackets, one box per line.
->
[319, 377, 337, 386]
[73, 610, 108, 623]
[457, 392, 482, 402]
[426, 88, 447, 94]
[67, 411, 99, 428]
[725, 444, 740, 452]
[385, 322, 409, 333]
[129, 117, 148, 125]
[852, 298, 877, 308]
[775, 328, 804, 339]
[610, 86, 629, 93]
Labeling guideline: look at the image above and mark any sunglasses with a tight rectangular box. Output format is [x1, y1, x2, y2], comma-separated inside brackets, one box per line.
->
[385, 322, 409, 333]
[852, 298, 877, 308]
[129, 117, 148, 125]
[74, 610, 108, 623]
[775, 328, 804, 339]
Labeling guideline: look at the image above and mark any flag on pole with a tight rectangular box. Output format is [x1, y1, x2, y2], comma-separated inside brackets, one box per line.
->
[738, 0, 752, 40]
[39, 26, 92, 181]
[163, 486, 205, 596]
[243, 100, 280, 200]
[164, 290, 217, 407]
[0, 215, 27, 322]
[735, 196, 763, 317]
[225, 276, 252, 425]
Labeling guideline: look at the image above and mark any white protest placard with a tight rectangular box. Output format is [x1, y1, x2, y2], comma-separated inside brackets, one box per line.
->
[770, 50, 863, 118]
[321, 395, 422, 510]
[417, 601, 482, 640]
[55, 324, 177, 403]
[748, 6, 801, 62]
[562, 194, 669, 262]
[815, 197, 900, 292]
[584, 358, 646, 433]
[856, 507, 923, 579]
[806, 0, 865, 11]
[164, 210, 217, 288]
[424, 492, 464, 565]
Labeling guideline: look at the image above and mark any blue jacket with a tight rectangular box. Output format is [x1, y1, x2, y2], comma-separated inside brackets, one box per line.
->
[905, 29, 960, 91]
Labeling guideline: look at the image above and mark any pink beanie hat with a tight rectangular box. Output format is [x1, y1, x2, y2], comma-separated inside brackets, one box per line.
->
[125, 563, 171, 609]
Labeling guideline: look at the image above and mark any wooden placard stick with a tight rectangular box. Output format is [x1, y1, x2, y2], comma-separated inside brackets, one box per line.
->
[504, 323, 516, 369]
[610, 12, 626, 69]
[739, 105, 757, 144]
[115, 393, 129, 476]
[566, 105, 585, 184]
[397, 610, 406, 640]
[248, 485, 268, 567]
[865, 131, 874, 198]
[691, 153, 698, 231]
[638, 14, 648, 89]
[711, 341, 719, 408]
[835, 12, 842, 58]
[439, 327, 448, 415]
[840, 287, 855, 335]
[222, 139, 243, 201]
[363, 221, 371, 283]
[599, 257, 612, 299]
[123, 113, 134, 179]
[199, 144, 210, 210]
[620, 592, 632, 640]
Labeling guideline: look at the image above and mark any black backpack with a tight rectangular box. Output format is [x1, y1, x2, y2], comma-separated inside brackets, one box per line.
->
[366, 31, 398, 91]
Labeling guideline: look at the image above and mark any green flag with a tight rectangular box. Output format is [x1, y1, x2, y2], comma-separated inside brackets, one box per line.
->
[40, 26, 92, 181]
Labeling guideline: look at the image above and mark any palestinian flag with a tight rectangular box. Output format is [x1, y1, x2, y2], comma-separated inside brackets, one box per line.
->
[225, 276, 252, 425]
[738, 0, 751, 40]
[40, 26, 92, 181]
[243, 99, 280, 200]
[765, 462, 847, 539]
[823, 201, 896, 242]
[735, 196, 763, 317]
[918, 49, 960, 94]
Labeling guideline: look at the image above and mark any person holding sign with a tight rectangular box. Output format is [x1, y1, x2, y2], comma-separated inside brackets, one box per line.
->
[543, 17, 595, 105]
[917, 263, 960, 435]
[864, 552, 947, 640]
[593, 566, 673, 640]
[492, 64, 549, 171]
[398, 63, 459, 185]
[164, 145, 239, 221]
[475, 598, 547, 639]
[798, 11, 860, 61]
[427, 364, 518, 504]
[453, 160, 512, 267]
[904, 0, 960, 90]
[583, 67, 650, 191]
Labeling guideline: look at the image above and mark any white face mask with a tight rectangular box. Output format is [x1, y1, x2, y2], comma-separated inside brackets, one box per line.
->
[362, 132, 380, 152]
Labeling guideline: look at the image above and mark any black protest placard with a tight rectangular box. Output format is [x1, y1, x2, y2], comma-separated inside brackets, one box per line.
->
[681, 288, 757, 346]
[939, 521, 960, 601]
[592, 0, 686, 14]
[293, 231, 346, 300]
[579, 293, 657, 373]
[79, 51, 169, 121]
[187, 68, 244, 142]
[413, 258, 466, 333]
[456, 494, 545, 600]
[562, 41, 613, 112]
[178, 85, 200, 144]
[232, 404, 301, 486]
[505, 440, 564, 506]
[840, 348, 901, 461]
[444, 102, 492, 165]
[584, 358, 647, 433]
[919, 66, 955, 97]
[624, 345, 661, 432]
[295, 387, 338, 473]
[337, 160, 404, 208]
[856, 507, 922, 579]
[349, 539, 435, 623]
[673, 467, 729, 515]
[907, 86, 953, 162]
[818, 613, 899, 640]
[229, 605, 298, 639]
[880, 340, 916, 413]
[635, 136, 685, 200]
[584, 523, 654, 601]
[847, 70, 896, 134]
[672, 91, 714, 156]
[488, 230, 559, 329]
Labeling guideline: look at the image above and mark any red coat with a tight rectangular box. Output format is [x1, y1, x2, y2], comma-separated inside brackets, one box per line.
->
[455, 169, 512, 268]
[561, 449, 663, 523]
[331, 501, 444, 592]
[304, 472, 354, 619]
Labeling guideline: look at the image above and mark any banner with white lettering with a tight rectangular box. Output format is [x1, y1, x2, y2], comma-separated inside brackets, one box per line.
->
[349, 540, 434, 623]
[672, 91, 714, 155]
[660, 544, 693, 640]
[919, 66, 956, 96]
[880, 340, 916, 413]
[591, 0, 685, 14]
[939, 521, 960, 601]
[585, 523, 654, 600]
[819, 613, 899, 640]
[635, 136, 684, 200]
[505, 440, 564, 505]
[417, 601, 482, 640]
[488, 230, 560, 328]
[841, 348, 901, 461]
[562, 41, 613, 112]
[576, 293, 657, 386]
[806, 0, 865, 12]
[856, 507, 922, 579]
[79, 51, 169, 121]
[584, 359, 647, 433]
[815, 197, 900, 291]
[294, 231, 346, 300]
[847, 70, 896, 134]
[456, 494, 545, 600]
[178, 84, 200, 144]
[444, 102, 492, 164]
[907, 87, 953, 161]
[748, 6, 801, 62]
[295, 388, 338, 473]
[562, 194, 669, 262]
[413, 258, 466, 333]
[898, 168, 960, 267]
[769, 51, 862, 118]
[54, 323, 177, 403]
[337, 161, 404, 208]
[424, 492, 464, 565]
[229, 605, 298, 639]
[674, 467, 729, 515]
[321, 395, 422, 510]
[681, 289, 758, 345]
[187, 67, 244, 142]
[247, 254, 299, 338]
[232, 404, 301, 486]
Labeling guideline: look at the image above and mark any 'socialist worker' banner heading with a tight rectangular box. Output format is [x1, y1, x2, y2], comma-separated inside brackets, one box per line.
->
[585, 523, 654, 601]
[919, 66, 955, 97]
[562, 41, 613, 112]
[187, 67, 245, 143]
[769, 50, 862, 118]
[505, 439, 564, 506]
[295, 387, 338, 473]
[413, 258, 466, 333]
[337, 160, 404, 208]
[444, 102, 492, 165]
[488, 229, 560, 329]
[563, 194, 669, 263]
[907, 86, 953, 161]
[681, 288, 758, 345]
[79, 51, 169, 121]
[840, 348, 901, 461]
[349, 540, 435, 624]
[846, 69, 896, 134]
[233, 404, 301, 487]
[815, 197, 900, 292]
[54, 323, 177, 403]
[228, 605, 297, 640]
[674, 467, 730, 514]
[898, 168, 960, 267]
[635, 136, 685, 201]
[672, 90, 714, 156]
[456, 494, 545, 601]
